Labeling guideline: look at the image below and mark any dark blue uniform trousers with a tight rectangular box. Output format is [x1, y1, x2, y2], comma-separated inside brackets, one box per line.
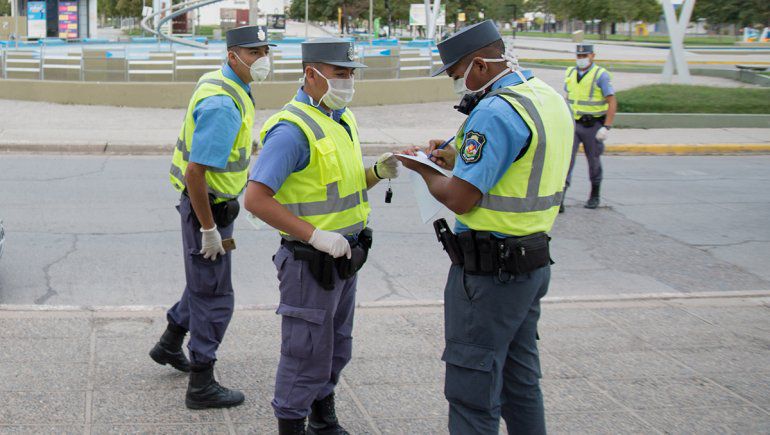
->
[167, 195, 235, 365]
[443, 264, 550, 435]
[271, 245, 357, 420]
[566, 122, 604, 187]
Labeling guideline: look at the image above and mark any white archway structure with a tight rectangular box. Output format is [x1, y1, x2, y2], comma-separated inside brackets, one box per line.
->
[661, 0, 695, 84]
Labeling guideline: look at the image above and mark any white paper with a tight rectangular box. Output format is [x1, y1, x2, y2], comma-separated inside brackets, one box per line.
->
[396, 151, 448, 224]
[395, 151, 448, 175]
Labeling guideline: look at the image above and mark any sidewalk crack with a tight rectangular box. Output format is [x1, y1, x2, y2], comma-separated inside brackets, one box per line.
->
[339, 376, 381, 435]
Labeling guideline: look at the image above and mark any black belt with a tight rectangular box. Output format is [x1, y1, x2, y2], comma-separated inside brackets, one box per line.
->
[433, 219, 551, 278]
[281, 228, 373, 290]
[181, 189, 240, 229]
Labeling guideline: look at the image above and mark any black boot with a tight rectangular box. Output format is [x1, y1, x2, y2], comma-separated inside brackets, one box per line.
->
[559, 184, 568, 213]
[185, 362, 245, 409]
[585, 183, 601, 209]
[149, 322, 190, 372]
[308, 393, 349, 435]
[278, 417, 307, 435]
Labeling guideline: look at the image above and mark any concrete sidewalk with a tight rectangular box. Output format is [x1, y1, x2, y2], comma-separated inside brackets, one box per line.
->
[1, 99, 769, 156]
[0, 294, 768, 434]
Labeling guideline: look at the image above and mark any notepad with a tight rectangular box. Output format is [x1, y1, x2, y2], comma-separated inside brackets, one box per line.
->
[395, 151, 448, 223]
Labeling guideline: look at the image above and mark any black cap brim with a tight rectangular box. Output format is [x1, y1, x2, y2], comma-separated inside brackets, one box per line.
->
[320, 60, 368, 69]
[235, 41, 277, 48]
[430, 58, 459, 77]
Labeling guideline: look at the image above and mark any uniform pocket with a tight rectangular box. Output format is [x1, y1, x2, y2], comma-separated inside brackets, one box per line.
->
[276, 303, 327, 359]
[442, 339, 497, 410]
[314, 137, 342, 185]
[187, 248, 231, 295]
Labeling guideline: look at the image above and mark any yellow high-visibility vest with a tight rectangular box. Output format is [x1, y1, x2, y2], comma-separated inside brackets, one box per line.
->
[455, 78, 574, 235]
[259, 99, 370, 236]
[169, 69, 255, 203]
[564, 65, 610, 120]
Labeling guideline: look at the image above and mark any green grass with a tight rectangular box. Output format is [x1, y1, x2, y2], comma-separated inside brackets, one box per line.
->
[521, 59, 661, 72]
[503, 30, 738, 46]
[616, 85, 770, 114]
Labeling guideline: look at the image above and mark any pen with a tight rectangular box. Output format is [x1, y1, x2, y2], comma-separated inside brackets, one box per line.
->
[428, 137, 454, 159]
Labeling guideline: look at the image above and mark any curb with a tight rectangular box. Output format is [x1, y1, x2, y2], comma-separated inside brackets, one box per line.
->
[1, 290, 767, 313]
[2, 143, 770, 156]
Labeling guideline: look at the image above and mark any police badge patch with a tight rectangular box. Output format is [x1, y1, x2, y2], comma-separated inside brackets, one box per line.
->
[460, 131, 486, 164]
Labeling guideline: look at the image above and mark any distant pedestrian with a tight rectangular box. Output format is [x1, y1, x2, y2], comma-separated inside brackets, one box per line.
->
[563, 44, 617, 210]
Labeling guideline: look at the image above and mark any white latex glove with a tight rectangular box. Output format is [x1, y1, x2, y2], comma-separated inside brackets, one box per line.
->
[373, 152, 399, 179]
[200, 225, 226, 261]
[595, 126, 610, 142]
[309, 229, 352, 259]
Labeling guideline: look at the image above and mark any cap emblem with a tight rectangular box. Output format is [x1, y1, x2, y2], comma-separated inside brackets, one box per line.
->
[347, 44, 355, 61]
[258, 28, 266, 42]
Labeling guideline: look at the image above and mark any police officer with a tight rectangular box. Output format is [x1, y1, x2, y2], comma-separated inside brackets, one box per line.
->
[149, 25, 274, 409]
[243, 38, 399, 434]
[398, 20, 573, 434]
[563, 44, 617, 210]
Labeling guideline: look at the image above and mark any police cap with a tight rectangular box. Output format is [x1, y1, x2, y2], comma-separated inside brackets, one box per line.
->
[302, 38, 367, 69]
[226, 25, 276, 48]
[431, 20, 502, 77]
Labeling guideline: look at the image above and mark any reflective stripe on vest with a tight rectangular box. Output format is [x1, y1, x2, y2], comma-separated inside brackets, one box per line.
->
[477, 87, 562, 212]
[565, 66, 609, 118]
[174, 137, 249, 174]
[169, 70, 254, 203]
[169, 161, 240, 200]
[260, 99, 370, 236]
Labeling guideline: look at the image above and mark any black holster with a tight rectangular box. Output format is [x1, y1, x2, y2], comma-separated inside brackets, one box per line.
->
[433, 219, 463, 265]
[283, 228, 373, 291]
[456, 230, 552, 276]
[183, 191, 240, 229]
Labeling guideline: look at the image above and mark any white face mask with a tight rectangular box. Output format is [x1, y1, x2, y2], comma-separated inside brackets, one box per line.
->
[576, 58, 591, 70]
[454, 57, 512, 95]
[234, 52, 270, 83]
[311, 67, 355, 110]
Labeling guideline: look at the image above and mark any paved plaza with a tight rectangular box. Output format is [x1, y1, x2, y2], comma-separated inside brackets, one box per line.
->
[0, 295, 767, 433]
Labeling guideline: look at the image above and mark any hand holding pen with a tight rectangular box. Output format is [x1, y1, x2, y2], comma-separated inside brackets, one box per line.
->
[426, 137, 456, 170]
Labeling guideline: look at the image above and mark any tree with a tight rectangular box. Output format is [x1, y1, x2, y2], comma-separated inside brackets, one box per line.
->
[695, 0, 770, 29]
[0, 0, 11, 17]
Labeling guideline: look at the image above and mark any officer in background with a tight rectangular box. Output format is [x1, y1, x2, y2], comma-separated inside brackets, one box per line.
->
[398, 20, 573, 434]
[149, 25, 274, 409]
[563, 44, 616, 211]
[244, 38, 399, 434]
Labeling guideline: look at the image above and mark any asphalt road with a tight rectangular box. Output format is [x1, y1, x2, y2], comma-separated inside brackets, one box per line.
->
[0, 154, 768, 307]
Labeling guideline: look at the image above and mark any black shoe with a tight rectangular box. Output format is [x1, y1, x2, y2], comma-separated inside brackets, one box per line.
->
[308, 393, 349, 435]
[278, 417, 307, 435]
[584, 183, 600, 209]
[149, 322, 190, 372]
[185, 362, 245, 409]
[559, 184, 568, 213]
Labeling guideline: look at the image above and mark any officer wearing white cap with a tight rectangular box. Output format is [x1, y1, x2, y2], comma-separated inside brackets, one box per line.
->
[563, 44, 617, 210]
[149, 25, 273, 410]
[244, 38, 399, 434]
[398, 20, 573, 434]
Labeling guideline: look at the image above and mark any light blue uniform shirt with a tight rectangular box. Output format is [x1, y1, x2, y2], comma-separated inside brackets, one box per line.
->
[453, 71, 535, 237]
[188, 63, 249, 169]
[249, 88, 351, 193]
[564, 63, 615, 97]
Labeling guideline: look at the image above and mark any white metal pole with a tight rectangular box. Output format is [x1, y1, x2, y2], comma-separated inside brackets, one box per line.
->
[11, 0, 18, 48]
[369, 0, 373, 39]
[305, 0, 308, 39]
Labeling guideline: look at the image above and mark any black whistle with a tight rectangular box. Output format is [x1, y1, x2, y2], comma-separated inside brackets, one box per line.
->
[385, 187, 393, 203]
